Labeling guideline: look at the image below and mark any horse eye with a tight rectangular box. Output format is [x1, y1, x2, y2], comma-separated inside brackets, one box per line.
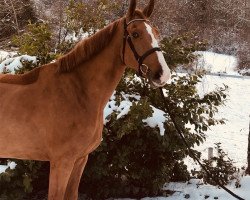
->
[132, 32, 139, 38]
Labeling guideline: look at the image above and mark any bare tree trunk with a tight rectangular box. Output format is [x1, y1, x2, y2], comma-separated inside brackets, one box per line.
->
[57, 0, 64, 45]
[246, 115, 250, 175]
[8, 0, 20, 34]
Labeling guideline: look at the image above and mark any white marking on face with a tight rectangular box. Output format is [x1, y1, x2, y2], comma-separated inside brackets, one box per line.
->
[144, 23, 171, 85]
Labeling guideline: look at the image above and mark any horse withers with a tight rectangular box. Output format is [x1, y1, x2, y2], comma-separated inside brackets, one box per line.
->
[0, 0, 170, 199]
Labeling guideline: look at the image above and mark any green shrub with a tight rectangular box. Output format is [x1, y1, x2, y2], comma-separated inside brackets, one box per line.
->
[161, 33, 207, 69]
[0, 0, 36, 39]
[64, 0, 115, 36]
[12, 22, 55, 66]
[56, 0, 118, 53]
[196, 143, 238, 186]
[80, 68, 227, 199]
[0, 160, 42, 200]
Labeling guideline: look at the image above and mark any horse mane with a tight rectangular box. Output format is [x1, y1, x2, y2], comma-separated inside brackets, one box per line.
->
[57, 19, 120, 73]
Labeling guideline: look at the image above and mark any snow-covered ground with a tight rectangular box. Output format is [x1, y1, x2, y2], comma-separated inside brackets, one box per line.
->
[0, 51, 250, 199]
[116, 176, 250, 200]
[141, 177, 250, 200]
[195, 51, 238, 75]
[189, 75, 250, 168]
[185, 52, 250, 169]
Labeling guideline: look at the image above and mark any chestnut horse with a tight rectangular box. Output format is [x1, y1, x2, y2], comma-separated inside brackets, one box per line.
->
[0, 0, 170, 199]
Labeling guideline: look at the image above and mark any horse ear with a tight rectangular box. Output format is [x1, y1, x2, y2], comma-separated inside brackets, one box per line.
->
[126, 0, 137, 21]
[143, 0, 155, 18]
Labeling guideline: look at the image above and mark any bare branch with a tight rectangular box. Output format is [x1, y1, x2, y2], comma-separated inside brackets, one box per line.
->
[9, 0, 20, 33]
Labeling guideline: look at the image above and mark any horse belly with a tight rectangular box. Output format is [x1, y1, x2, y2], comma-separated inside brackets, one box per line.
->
[0, 125, 48, 161]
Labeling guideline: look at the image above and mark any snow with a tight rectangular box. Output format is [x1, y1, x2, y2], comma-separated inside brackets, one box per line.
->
[0, 55, 37, 74]
[241, 68, 250, 75]
[115, 176, 250, 200]
[104, 94, 168, 135]
[0, 50, 16, 61]
[193, 75, 250, 168]
[195, 51, 238, 75]
[116, 100, 133, 119]
[143, 106, 167, 136]
[0, 162, 17, 174]
[64, 29, 90, 42]
[104, 92, 140, 124]
[159, 177, 250, 200]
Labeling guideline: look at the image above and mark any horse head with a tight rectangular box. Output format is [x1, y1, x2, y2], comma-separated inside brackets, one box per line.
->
[122, 0, 171, 88]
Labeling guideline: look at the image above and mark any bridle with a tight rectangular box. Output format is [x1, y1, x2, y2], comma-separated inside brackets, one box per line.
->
[122, 18, 162, 77]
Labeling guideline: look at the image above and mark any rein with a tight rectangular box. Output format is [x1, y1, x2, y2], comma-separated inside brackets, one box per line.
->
[122, 18, 162, 77]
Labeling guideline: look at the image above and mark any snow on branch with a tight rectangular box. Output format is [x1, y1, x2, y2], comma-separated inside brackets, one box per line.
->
[0, 55, 37, 74]
[0, 162, 17, 174]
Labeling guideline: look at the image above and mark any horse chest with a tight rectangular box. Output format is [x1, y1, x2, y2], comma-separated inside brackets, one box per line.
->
[47, 112, 103, 158]
[73, 117, 103, 155]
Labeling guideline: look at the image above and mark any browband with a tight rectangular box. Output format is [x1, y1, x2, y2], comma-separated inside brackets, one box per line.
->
[126, 19, 150, 26]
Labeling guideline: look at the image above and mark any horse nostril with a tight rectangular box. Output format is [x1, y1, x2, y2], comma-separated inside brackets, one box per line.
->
[153, 69, 163, 80]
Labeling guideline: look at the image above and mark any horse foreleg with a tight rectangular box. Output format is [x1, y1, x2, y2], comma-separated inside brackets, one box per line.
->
[48, 159, 75, 200]
[64, 155, 88, 200]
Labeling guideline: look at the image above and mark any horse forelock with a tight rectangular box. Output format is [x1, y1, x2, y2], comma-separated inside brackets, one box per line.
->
[57, 20, 120, 73]
[134, 9, 147, 19]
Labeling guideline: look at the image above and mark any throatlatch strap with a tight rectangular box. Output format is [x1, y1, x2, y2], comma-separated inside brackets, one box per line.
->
[122, 21, 127, 63]
[127, 36, 140, 61]
[138, 47, 162, 66]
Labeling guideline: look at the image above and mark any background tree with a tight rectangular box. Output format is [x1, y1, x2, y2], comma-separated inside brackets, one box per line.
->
[2, 0, 249, 69]
[142, 0, 250, 70]
[0, 0, 36, 46]
[246, 117, 250, 175]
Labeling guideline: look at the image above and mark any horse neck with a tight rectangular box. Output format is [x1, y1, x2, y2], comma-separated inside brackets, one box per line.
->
[74, 20, 126, 110]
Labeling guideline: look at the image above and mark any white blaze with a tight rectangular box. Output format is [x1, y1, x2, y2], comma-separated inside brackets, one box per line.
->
[144, 23, 170, 84]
